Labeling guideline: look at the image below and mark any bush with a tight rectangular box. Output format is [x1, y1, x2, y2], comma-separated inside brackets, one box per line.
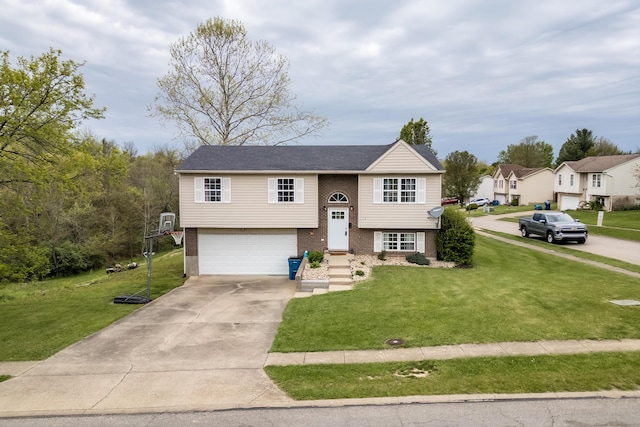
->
[355, 270, 365, 276]
[310, 261, 321, 269]
[511, 198, 519, 207]
[436, 208, 475, 266]
[465, 203, 478, 211]
[49, 241, 91, 276]
[308, 251, 324, 264]
[377, 250, 387, 261]
[406, 252, 430, 265]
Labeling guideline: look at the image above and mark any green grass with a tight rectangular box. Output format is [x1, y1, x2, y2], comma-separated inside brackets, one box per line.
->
[0, 250, 186, 361]
[459, 203, 538, 218]
[265, 352, 640, 400]
[271, 236, 640, 353]
[482, 229, 640, 274]
[0, 375, 9, 383]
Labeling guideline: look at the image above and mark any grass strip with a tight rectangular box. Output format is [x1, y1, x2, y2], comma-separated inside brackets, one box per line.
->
[0, 376, 9, 383]
[265, 352, 640, 400]
[0, 250, 186, 361]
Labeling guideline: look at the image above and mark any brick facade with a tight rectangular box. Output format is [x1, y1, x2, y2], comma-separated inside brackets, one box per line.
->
[296, 175, 437, 257]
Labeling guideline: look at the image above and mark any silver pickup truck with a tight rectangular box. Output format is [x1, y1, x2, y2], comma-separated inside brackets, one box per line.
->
[518, 212, 588, 244]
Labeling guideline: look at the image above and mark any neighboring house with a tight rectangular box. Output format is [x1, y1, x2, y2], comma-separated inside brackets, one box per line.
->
[175, 139, 444, 276]
[555, 154, 640, 211]
[471, 174, 494, 202]
[492, 165, 554, 205]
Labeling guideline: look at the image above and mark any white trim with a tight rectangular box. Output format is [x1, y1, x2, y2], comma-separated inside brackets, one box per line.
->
[295, 177, 304, 204]
[417, 178, 426, 204]
[417, 232, 425, 253]
[373, 178, 382, 204]
[374, 231, 383, 252]
[268, 178, 276, 203]
[221, 178, 231, 203]
[194, 177, 204, 203]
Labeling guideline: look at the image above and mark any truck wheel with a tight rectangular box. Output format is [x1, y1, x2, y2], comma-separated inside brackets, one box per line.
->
[578, 237, 586, 244]
[546, 232, 555, 244]
[520, 227, 529, 237]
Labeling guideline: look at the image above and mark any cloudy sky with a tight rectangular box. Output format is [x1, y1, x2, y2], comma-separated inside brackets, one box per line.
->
[2, 0, 639, 162]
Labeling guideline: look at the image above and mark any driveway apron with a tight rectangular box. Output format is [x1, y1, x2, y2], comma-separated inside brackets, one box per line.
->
[0, 275, 296, 417]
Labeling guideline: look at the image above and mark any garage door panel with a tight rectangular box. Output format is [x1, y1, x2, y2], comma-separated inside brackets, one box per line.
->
[560, 195, 580, 211]
[198, 233, 297, 275]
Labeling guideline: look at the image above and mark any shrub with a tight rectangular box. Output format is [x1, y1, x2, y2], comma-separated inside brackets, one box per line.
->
[406, 252, 430, 265]
[436, 208, 475, 266]
[511, 198, 519, 207]
[308, 251, 324, 264]
[377, 250, 387, 261]
[49, 241, 91, 276]
[310, 261, 321, 269]
[465, 203, 478, 211]
[355, 270, 365, 276]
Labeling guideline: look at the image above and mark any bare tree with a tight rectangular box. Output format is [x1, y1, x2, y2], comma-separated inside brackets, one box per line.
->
[151, 18, 328, 147]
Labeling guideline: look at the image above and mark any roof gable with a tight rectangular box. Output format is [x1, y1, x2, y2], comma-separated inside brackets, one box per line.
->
[366, 139, 440, 173]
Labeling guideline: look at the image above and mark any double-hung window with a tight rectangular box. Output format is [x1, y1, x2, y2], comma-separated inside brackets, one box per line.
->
[375, 177, 424, 204]
[194, 177, 231, 203]
[558, 174, 562, 186]
[570, 174, 574, 187]
[204, 178, 222, 202]
[510, 180, 517, 190]
[592, 173, 602, 188]
[277, 178, 295, 202]
[268, 178, 304, 204]
[382, 232, 415, 251]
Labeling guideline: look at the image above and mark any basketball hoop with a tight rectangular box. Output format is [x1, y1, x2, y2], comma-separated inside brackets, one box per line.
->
[168, 230, 184, 245]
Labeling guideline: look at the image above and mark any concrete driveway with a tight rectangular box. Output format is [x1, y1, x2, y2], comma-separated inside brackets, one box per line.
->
[0, 275, 296, 417]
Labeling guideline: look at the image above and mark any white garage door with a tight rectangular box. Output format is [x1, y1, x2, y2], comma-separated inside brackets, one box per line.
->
[560, 195, 580, 211]
[198, 231, 297, 275]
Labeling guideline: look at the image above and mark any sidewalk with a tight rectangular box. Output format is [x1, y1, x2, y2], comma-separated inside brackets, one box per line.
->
[265, 339, 640, 366]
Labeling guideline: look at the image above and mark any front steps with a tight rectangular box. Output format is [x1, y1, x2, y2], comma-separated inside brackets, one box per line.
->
[294, 253, 353, 298]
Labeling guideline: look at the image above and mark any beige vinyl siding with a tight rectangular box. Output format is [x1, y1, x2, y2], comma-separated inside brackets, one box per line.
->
[358, 175, 440, 229]
[180, 174, 318, 228]
[610, 160, 640, 196]
[515, 170, 554, 205]
[367, 142, 438, 173]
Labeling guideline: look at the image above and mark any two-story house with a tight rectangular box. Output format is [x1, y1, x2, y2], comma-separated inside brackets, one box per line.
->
[175, 139, 444, 276]
[492, 164, 554, 205]
[555, 154, 640, 211]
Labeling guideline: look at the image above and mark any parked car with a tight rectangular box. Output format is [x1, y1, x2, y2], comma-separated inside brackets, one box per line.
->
[441, 197, 459, 206]
[466, 197, 491, 207]
[518, 212, 587, 244]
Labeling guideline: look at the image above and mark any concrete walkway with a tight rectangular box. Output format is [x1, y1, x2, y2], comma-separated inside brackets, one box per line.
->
[266, 339, 640, 366]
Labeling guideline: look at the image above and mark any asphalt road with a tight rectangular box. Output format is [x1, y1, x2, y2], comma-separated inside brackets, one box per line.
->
[470, 212, 640, 266]
[2, 398, 640, 426]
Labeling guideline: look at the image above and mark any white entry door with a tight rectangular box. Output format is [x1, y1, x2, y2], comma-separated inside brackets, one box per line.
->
[328, 208, 349, 251]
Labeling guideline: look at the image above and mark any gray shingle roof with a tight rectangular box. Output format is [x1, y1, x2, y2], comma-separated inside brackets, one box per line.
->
[176, 142, 443, 172]
[563, 154, 640, 173]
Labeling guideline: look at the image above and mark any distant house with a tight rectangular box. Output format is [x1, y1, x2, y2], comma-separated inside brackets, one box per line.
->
[471, 174, 494, 202]
[554, 154, 640, 211]
[175, 139, 444, 276]
[492, 165, 554, 205]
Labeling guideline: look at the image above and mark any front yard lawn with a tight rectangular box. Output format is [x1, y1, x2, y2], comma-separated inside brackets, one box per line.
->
[0, 250, 186, 361]
[271, 236, 640, 353]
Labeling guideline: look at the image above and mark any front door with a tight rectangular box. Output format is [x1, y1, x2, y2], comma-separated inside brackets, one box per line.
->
[328, 208, 349, 251]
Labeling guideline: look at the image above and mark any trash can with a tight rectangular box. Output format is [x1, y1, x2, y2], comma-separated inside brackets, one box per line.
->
[544, 201, 551, 210]
[288, 257, 302, 280]
[493, 200, 499, 206]
[534, 204, 542, 210]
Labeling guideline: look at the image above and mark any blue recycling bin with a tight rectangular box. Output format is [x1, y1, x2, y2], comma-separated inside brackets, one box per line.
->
[534, 204, 542, 210]
[288, 257, 302, 280]
[544, 201, 551, 210]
